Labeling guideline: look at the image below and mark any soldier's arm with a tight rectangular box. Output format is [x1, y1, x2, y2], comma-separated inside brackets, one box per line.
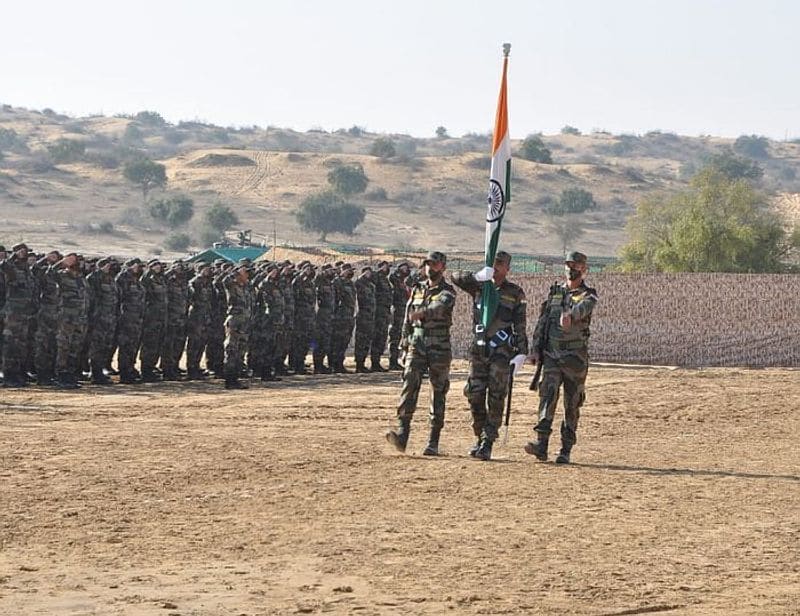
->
[450, 270, 481, 295]
[531, 298, 549, 346]
[512, 290, 529, 355]
[419, 288, 456, 321]
[568, 287, 599, 322]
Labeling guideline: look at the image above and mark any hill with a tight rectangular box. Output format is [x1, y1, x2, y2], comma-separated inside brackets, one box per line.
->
[1, 104, 798, 259]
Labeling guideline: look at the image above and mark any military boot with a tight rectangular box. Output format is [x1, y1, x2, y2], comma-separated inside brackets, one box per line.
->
[141, 369, 160, 383]
[386, 418, 411, 453]
[56, 371, 80, 390]
[422, 427, 441, 456]
[370, 358, 388, 373]
[524, 435, 549, 461]
[355, 359, 369, 374]
[261, 366, 281, 382]
[555, 445, 572, 465]
[474, 438, 493, 461]
[468, 438, 482, 457]
[388, 352, 403, 371]
[37, 370, 55, 386]
[187, 367, 207, 380]
[313, 357, 329, 375]
[224, 376, 248, 389]
[161, 369, 180, 382]
[91, 365, 113, 385]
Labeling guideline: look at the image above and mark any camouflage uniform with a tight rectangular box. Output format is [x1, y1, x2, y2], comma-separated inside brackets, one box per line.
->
[396, 267, 456, 437]
[223, 269, 254, 386]
[259, 270, 284, 380]
[33, 256, 59, 383]
[312, 267, 335, 373]
[185, 268, 214, 378]
[451, 268, 528, 449]
[353, 271, 376, 371]
[86, 263, 118, 383]
[388, 266, 410, 369]
[0, 247, 5, 377]
[1, 250, 36, 386]
[139, 265, 168, 379]
[206, 264, 229, 376]
[369, 265, 393, 371]
[246, 267, 269, 377]
[330, 269, 356, 372]
[115, 263, 146, 382]
[161, 266, 189, 379]
[53, 264, 89, 386]
[278, 270, 296, 372]
[291, 269, 316, 373]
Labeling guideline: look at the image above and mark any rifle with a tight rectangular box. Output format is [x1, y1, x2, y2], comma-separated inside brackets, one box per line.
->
[503, 368, 514, 444]
[529, 281, 567, 391]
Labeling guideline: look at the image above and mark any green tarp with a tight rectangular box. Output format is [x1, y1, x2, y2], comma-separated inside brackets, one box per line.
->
[187, 246, 268, 264]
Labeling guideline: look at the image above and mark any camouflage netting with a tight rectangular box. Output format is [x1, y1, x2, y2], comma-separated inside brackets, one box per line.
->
[448, 273, 800, 367]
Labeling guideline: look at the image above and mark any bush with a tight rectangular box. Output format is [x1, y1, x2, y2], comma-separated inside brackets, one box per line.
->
[348, 125, 365, 137]
[123, 158, 167, 199]
[561, 125, 581, 135]
[518, 135, 553, 163]
[733, 134, 770, 159]
[204, 202, 239, 233]
[84, 150, 121, 169]
[164, 232, 192, 251]
[149, 195, 195, 228]
[704, 151, 763, 181]
[365, 187, 388, 201]
[369, 137, 396, 158]
[47, 139, 85, 163]
[198, 226, 223, 246]
[0, 128, 27, 153]
[546, 188, 597, 215]
[435, 126, 449, 138]
[295, 191, 366, 241]
[163, 129, 185, 145]
[135, 110, 167, 127]
[327, 163, 369, 195]
[124, 123, 143, 143]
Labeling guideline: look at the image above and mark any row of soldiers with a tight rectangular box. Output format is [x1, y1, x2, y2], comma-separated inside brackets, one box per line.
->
[0, 241, 415, 389]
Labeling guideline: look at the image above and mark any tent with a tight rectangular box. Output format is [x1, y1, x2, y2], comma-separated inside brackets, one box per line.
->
[187, 246, 268, 264]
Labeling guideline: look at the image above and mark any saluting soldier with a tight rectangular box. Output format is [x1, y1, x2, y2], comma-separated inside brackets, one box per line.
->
[369, 260, 393, 372]
[387, 261, 411, 371]
[1, 243, 36, 388]
[32, 250, 62, 385]
[312, 264, 336, 374]
[116, 258, 146, 384]
[86, 257, 119, 385]
[139, 259, 168, 382]
[330, 263, 356, 373]
[185, 262, 215, 380]
[353, 266, 376, 373]
[451, 251, 528, 461]
[524, 251, 598, 465]
[259, 264, 284, 382]
[223, 263, 254, 389]
[386, 251, 456, 456]
[52, 253, 89, 389]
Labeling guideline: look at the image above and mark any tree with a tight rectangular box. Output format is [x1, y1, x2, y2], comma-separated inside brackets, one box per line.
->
[134, 110, 167, 127]
[369, 137, 396, 159]
[123, 158, 167, 200]
[733, 134, 770, 159]
[295, 191, 366, 242]
[704, 151, 763, 181]
[204, 202, 239, 233]
[561, 125, 581, 135]
[149, 195, 194, 228]
[518, 135, 553, 163]
[546, 188, 597, 215]
[327, 163, 369, 195]
[619, 169, 791, 272]
[164, 232, 192, 251]
[544, 214, 586, 255]
[435, 126, 449, 138]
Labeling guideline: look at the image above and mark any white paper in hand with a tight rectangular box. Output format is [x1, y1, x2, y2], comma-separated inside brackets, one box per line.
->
[509, 353, 526, 376]
[474, 266, 494, 282]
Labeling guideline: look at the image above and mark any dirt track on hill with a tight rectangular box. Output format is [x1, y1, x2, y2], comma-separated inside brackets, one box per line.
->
[1, 364, 798, 615]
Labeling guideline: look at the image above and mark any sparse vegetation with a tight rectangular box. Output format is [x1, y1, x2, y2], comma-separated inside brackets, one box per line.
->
[734, 134, 770, 159]
[369, 137, 396, 159]
[547, 188, 597, 215]
[327, 163, 369, 195]
[561, 125, 581, 135]
[47, 139, 85, 163]
[295, 191, 366, 242]
[164, 232, 192, 251]
[199, 202, 240, 245]
[435, 126, 449, 138]
[123, 158, 167, 200]
[149, 195, 195, 228]
[518, 135, 553, 164]
[704, 151, 763, 181]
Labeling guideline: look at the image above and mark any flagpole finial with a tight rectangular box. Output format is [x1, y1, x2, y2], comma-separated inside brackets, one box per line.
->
[502, 43, 511, 57]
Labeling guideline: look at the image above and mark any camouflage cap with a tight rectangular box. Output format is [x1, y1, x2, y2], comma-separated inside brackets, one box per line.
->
[340, 263, 354, 271]
[97, 257, 111, 267]
[360, 265, 373, 273]
[213, 258, 226, 266]
[125, 257, 142, 267]
[11, 242, 29, 252]
[147, 258, 161, 267]
[565, 251, 588, 265]
[195, 261, 211, 269]
[321, 263, 333, 271]
[0, 245, 6, 252]
[494, 250, 512, 265]
[424, 251, 447, 265]
[377, 260, 389, 268]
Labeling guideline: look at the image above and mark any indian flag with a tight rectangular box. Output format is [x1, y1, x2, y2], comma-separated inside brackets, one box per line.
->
[480, 43, 511, 330]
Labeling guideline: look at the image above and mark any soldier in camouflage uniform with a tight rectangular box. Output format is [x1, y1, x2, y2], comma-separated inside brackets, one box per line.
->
[451, 251, 528, 461]
[206, 260, 231, 378]
[139, 259, 168, 382]
[161, 260, 189, 381]
[1, 243, 36, 387]
[369, 260, 393, 372]
[524, 251, 598, 465]
[291, 261, 316, 375]
[258, 264, 284, 382]
[223, 264, 254, 389]
[86, 257, 118, 385]
[277, 262, 296, 375]
[353, 266, 376, 373]
[32, 250, 61, 385]
[312, 264, 336, 374]
[330, 263, 356, 373]
[386, 251, 456, 456]
[0, 245, 5, 383]
[185, 262, 214, 379]
[116, 258, 146, 384]
[51, 253, 89, 389]
[387, 261, 410, 371]
[23, 249, 40, 381]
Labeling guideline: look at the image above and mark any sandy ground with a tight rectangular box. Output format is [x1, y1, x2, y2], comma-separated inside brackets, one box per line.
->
[1, 363, 798, 615]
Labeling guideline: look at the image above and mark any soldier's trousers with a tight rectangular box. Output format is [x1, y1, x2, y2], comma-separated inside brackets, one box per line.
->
[313, 314, 333, 364]
[88, 317, 116, 369]
[161, 318, 186, 373]
[464, 350, 512, 441]
[354, 316, 375, 363]
[139, 321, 165, 372]
[25, 316, 37, 372]
[397, 346, 451, 430]
[388, 306, 405, 359]
[56, 319, 88, 374]
[185, 317, 209, 372]
[247, 318, 268, 373]
[34, 310, 58, 376]
[3, 311, 31, 377]
[272, 330, 286, 369]
[370, 308, 391, 362]
[117, 315, 143, 376]
[281, 321, 294, 364]
[206, 316, 225, 372]
[534, 351, 588, 447]
[291, 317, 313, 368]
[330, 318, 354, 366]
[224, 323, 249, 378]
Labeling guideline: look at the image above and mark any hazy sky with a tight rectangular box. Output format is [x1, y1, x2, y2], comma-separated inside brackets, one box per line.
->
[3, 0, 799, 139]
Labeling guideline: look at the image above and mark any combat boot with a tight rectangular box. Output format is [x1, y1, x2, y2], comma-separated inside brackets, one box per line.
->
[524, 436, 549, 461]
[187, 367, 206, 380]
[90, 366, 113, 385]
[555, 445, 572, 465]
[385, 418, 411, 453]
[141, 369, 160, 383]
[388, 352, 403, 371]
[313, 358, 330, 375]
[224, 376, 248, 389]
[468, 438, 483, 458]
[422, 427, 441, 456]
[119, 372, 138, 384]
[474, 438, 493, 461]
[355, 359, 369, 374]
[37, 370, 55, 386]
[370, 358, 388, 372]
[56, 371, 80, 390]
[161, 369, 180, 382]
[261, 366, 281, 382]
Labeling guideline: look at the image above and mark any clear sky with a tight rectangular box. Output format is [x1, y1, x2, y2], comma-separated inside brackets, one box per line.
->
[3, 0, 799, 140]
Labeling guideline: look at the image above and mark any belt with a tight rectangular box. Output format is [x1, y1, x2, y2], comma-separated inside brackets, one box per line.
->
[414, 326, 449, 337]
[549, 339, 586, 350]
